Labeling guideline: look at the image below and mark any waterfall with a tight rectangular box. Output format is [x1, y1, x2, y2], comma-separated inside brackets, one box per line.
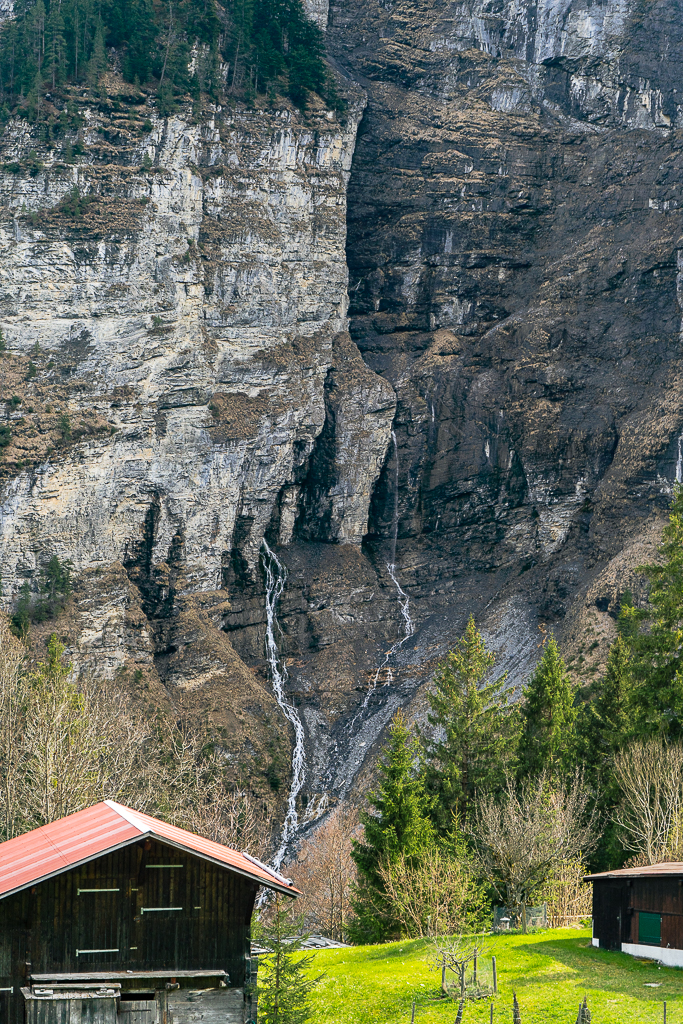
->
[349, 430, 415, 729]
[261, 538, 306, 870]
[677, 432, 683, 484]
[387, 429, 414, 639]
[387, 561, 414, 639]
[390, 430, 399, 568]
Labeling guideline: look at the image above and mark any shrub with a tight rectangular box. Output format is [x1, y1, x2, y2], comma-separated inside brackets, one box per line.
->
[59, 413, 71, 441]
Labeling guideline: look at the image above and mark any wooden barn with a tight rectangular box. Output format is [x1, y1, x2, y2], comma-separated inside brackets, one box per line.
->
[0, 801, 299, 1024]
[585, 863, 683, 965]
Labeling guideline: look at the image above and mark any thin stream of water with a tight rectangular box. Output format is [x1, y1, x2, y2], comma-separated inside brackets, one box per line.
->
[349, 430, 415, 730]
[677, 432, 682, 484]
[261, 538, 307, 870]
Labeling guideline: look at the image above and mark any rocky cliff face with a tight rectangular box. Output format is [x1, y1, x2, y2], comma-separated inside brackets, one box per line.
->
[1, 0, 683, 848]
[329, 0, 683, 689]
[0, 82, 387, 810]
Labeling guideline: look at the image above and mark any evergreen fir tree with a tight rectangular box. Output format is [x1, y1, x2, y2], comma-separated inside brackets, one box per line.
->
[575, 634, 634, 869]
[576, 635, 633, 773]
[86, 22, 107, 87]
[518, 633, 576, 781]
[0, 0, 333, 111]
[349, 709, 433, 942]
[423, 614, 518, 834]
[620, 486, 683, 737]
[255, 895, 321, 1024]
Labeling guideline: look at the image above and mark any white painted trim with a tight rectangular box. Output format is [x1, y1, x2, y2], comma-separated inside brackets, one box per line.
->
[622, 942, 683, 967]
[591, 938, 599, 947]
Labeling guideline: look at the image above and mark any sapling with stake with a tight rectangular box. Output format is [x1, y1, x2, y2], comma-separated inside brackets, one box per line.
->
[512, 992, 521, 1024]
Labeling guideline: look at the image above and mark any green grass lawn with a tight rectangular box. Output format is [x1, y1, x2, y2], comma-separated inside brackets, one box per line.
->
[306, 928, 682, 1023]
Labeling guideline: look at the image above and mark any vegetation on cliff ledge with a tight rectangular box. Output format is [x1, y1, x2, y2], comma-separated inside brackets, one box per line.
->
[0, 0, 335, 115]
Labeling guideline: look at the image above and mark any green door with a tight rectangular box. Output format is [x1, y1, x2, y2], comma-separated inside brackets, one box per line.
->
[638, 911, 661, 945]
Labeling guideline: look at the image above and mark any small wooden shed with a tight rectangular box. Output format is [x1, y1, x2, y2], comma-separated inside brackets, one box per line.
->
[585, 862, 683, 965]
[0, 801, 299, 1024]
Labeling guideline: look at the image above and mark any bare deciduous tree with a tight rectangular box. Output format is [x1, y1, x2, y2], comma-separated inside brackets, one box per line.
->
[537, 858, 592, 927]
[152, 721, 274, 859]
[21, 641, 151, 826]
[612, 736, 683, 864]
[377, 847, 487, 938]
[0, 622, 273, 859]
[429, 934, 489, 1000]
[286, 805, 360, 941]
[471, 772, 596, 931]
[0, 617, 29, 841]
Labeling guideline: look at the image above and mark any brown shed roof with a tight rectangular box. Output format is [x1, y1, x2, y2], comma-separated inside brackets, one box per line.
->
[584, 862, 683, 881]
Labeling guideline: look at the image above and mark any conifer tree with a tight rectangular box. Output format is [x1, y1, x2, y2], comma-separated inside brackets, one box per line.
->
[423, 615, 518, 834]
[0, 0, 333, 112]
[255, 895, 321, 1024]
[349, 709, 433, 942]
[518, 634, 576, 781]
[577, 635, 633, 773]
[620, 486, 683, 737]
[86, 23, 107, 88]
[575, 635, 634, 869]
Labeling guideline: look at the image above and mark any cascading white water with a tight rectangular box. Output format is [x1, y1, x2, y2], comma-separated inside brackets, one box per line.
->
[349, 430, 415, 729]
[387, 429, 414, 638]
[677, 432, 683, 484]
[261, 538, 307, 870]
[389, 429, 399, 567]
[387, 561, 414, 639]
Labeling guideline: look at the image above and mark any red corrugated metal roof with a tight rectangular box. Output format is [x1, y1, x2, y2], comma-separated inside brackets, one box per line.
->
[585, 862, 683, 881]
[0, 800, 300, 899]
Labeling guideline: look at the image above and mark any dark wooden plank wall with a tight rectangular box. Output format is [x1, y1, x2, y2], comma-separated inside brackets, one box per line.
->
[0, 840, 258, 1024]
[593, 877, 683, 951]
[630, 878, 683, 915]
[592, 880, 628, 950]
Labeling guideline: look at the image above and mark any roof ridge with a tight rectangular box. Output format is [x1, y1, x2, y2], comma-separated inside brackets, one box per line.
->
[104, 800, 148, 833]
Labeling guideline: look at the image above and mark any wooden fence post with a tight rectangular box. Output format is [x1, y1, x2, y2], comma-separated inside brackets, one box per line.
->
[473, 954, 477, 986]
[489, 1003, 493, 1024]
[492, 955, 497, 994]
[410, 999, 415, 1023]
[664, 1002, 667, 1024]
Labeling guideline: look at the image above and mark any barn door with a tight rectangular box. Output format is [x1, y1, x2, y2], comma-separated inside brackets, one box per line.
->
[139, 863, 185, 967]
[77, 887, 121, 963]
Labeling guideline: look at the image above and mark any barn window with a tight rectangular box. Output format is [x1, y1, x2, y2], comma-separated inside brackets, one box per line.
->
[638, 911, 661, 945]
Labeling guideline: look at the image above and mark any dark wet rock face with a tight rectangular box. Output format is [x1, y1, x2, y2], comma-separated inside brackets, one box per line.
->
[326, 0, 683, 660]
[1, 0, 683, 842]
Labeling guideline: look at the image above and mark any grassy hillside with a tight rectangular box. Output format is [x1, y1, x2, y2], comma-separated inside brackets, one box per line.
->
[306, 928, 680, 1024]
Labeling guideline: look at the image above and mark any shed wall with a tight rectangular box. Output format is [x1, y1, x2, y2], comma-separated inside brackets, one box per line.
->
[593, 876, 683, 954]
[0, 839, 257, 1024]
